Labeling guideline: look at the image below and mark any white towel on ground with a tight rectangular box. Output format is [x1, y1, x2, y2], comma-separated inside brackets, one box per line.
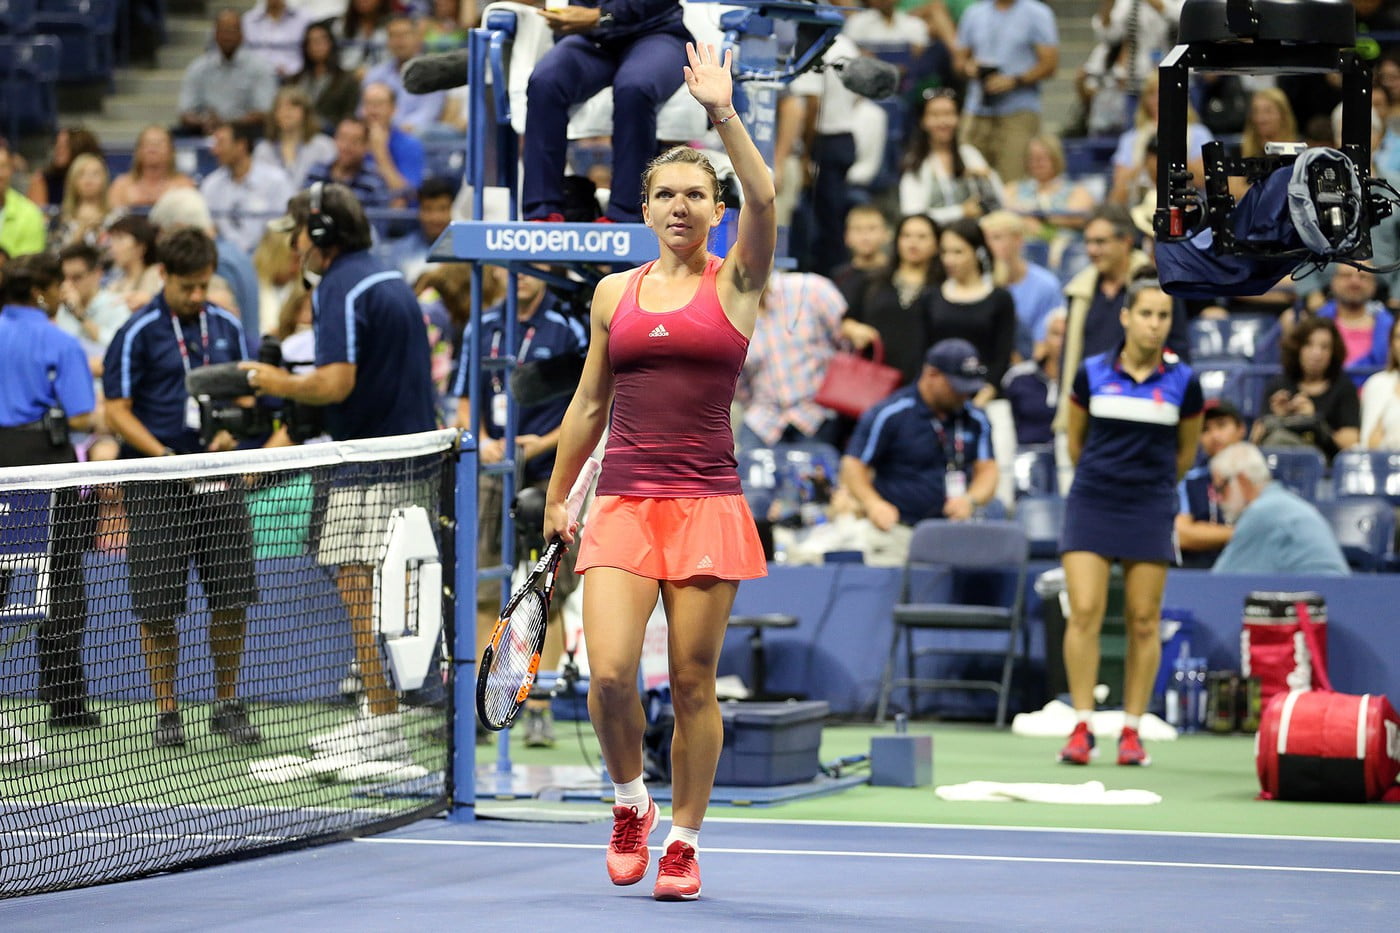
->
[935, 780, 1162, 805]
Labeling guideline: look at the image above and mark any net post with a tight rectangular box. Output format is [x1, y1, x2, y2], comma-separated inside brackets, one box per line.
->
[449, 429, 478, 822]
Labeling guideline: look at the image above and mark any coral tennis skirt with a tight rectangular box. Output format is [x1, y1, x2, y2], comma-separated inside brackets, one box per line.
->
[575, 494, 768, 581]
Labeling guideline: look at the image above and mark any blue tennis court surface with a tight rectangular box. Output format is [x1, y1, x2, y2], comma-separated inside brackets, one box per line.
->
[6, 817, 1397, 931]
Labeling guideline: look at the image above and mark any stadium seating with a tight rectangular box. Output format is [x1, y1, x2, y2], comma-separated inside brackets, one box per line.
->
[1012, 494, 1064, 559]
[1317, 496, 1396, 572]
[1261, 446, 1327, 502]
[0, 35, 59, 140]
[34, 0, 118, 86]
[737, 446, 781, 519]
[1332, 450, 1400, 506]
[1188, 313, 1274, 363]
[1011, 445, 1057, 499]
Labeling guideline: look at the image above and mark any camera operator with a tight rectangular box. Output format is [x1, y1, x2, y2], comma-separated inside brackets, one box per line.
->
[0, 254, 98, 729]
[101, 228, 262, 749]
[239, 181, 436, 762]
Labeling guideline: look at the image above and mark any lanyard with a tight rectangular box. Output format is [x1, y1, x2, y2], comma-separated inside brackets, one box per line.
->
[931, 413, 965, 473]
[488, 325, 537, 393]
[169, 308, 210, 373]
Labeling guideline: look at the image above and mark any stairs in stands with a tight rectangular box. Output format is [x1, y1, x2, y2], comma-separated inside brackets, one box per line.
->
[58, 0, 257, 153]
[1041, 0, 1103, 136]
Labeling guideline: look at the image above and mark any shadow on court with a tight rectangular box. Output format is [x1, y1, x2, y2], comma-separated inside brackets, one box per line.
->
[4, 816, 1398, 931]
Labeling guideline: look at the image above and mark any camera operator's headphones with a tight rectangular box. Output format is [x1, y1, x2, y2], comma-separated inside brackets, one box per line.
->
[307, 181, 338, 250]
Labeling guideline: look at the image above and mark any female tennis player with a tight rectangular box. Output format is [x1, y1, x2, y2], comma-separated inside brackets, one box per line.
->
[542, 41, 776, 902]
[1059, 272, 1203, 767]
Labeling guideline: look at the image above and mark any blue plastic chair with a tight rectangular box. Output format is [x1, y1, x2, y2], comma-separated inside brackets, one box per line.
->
[1011, 445, 1057, 498]
[1317, 496, 1396, 572]
[0, 36, 59, 141]
[1331, 451, 1400, 506]
[736, 446, 780, 520]
[1261, 447, 1327, 502]
[1013, 495, 1064, 559]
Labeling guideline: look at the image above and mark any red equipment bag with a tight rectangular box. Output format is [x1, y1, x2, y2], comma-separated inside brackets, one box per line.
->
[1255, 601, 1400, 802]
[1241, 591, 1328, 709]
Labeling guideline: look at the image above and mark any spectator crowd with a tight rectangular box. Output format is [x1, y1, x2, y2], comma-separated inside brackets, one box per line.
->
[5, 0, 1400, 577]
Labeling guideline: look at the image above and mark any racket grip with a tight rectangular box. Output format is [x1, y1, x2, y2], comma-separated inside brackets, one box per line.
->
[564, 456, 602, 525]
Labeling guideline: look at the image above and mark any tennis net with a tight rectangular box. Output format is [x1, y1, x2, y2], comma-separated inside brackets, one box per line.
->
[0, 430, 468, 897]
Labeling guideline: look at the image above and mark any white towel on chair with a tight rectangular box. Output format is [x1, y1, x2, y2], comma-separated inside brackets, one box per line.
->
[935, 780, 1162, 805]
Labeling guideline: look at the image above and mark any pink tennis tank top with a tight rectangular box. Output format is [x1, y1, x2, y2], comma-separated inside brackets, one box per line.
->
[598, 255, 748, 498]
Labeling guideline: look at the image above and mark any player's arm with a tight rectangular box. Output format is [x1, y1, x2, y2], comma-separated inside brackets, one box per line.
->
[686, 43, 776, 313]
[543, 275, 621, 543]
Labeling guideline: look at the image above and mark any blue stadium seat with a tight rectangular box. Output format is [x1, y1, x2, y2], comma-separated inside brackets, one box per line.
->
[1062, 135, 1118, 179]
[1013, 494, 1063, 559]
[737, 446, 780, 519]
[1317, 496, 1396, 572]
[1011, 445, 1056, 498]
[34, 0, 117, 85]
[1189, 314, 1273, 363]
[1261, 446, 1327, 502]
[1331, 451, 1400, 506]
[0, 0, 36, 34]
[1021, 238, 1050, 270]
[423, 140, 465, 184]
[0, 36, 59, 141]
[1055, 239, 1089, 285]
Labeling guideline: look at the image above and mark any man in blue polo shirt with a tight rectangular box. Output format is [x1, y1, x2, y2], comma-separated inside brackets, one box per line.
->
[841, 339, 999, 565]
[103, 228, 261, 749]
[242, 181, 436, 763]
[452, 267, 588, 747]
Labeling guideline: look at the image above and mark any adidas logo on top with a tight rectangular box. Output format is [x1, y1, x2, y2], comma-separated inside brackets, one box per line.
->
[696, 554, 714, 570]
[649, 324, 670, 338]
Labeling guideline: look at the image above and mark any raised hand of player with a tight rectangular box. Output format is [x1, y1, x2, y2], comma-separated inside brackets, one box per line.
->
[684, 42, 734, 116]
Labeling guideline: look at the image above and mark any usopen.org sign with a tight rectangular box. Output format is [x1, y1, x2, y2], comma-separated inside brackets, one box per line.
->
[433, 221, 660, 264]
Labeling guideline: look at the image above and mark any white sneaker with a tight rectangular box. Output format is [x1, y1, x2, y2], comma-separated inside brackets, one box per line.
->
[0, 720, 45, 766]
[309, 711, 409, 763]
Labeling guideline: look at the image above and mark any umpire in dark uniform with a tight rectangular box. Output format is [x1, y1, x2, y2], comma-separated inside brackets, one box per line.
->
[0, 253, 99, 728]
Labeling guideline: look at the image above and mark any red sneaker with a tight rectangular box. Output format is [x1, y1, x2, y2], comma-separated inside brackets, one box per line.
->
[1058, 721, 1096, 765]
[1117, 726, 1151, 766]
[605, 798, 657, 885]
[529, 213, 566, 223]
[594, 215, 617, 223]
[652, 840, 701, 901]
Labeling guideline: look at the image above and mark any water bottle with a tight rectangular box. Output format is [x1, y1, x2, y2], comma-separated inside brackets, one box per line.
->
[1165, 657, 1188, 729]
[1180, 658, 1205, 734]
[1192, 658, 1210, 732]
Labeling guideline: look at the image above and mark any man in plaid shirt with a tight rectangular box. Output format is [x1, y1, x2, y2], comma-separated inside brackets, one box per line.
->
[736, 271, 849, 449]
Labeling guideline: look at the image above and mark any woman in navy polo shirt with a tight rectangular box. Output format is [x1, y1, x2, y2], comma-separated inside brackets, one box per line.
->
[1058, 273, 1203, 768]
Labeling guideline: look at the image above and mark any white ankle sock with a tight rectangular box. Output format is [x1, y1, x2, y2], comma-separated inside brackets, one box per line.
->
[613, 775, 648, 811]
[1076, 709, 1093, 725]
[664, 824, 700, 854]
[1123, 714, 1141, 731]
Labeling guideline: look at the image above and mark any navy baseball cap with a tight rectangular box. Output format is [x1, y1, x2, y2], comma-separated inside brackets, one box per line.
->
[925, 339, 988, 395]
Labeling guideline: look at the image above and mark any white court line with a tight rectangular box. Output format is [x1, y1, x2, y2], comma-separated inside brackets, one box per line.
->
[701, 816, 1400, 846]
[355, 837, 1400, 877]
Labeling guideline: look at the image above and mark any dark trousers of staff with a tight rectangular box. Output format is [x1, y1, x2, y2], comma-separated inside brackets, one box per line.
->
[0, 426, 97, 726]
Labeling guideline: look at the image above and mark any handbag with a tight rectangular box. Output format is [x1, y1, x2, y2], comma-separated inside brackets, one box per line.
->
[814, 337, 902, 419]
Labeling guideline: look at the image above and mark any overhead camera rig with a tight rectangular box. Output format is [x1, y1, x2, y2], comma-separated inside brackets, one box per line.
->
[1153, 0, 1393, 265]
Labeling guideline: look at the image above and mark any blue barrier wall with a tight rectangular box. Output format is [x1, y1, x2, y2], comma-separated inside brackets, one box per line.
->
[723, 565, 1400, 717]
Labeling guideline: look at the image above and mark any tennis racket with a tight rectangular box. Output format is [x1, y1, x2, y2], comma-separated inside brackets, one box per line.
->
[476, 457, 601, 731]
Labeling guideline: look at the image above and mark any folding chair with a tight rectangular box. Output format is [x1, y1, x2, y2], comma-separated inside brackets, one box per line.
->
[875, 519, 1030, 727]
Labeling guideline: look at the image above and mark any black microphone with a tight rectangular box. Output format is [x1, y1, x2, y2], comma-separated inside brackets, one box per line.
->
[831, 56, 900, 101]
[186, 362, 253, 398]
[401, 49, 472, 95]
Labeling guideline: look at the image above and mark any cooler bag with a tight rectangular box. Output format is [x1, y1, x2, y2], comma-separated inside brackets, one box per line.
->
[1256, 690, 1400, 802]
[1254, 600, 1400, 802]
[1241, 591, 1328, 708]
